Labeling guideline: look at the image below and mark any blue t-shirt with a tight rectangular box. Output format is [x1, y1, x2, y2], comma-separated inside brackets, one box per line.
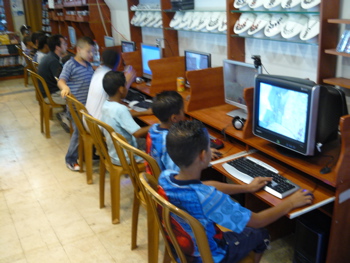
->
[146, 124, 179, 172]
[158, 170, 252, 262]
[101, 100, 141, 165]
[59, 57, 94, 105]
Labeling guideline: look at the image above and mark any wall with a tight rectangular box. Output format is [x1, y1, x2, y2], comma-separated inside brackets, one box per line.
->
[10, 0, 26, 33]
[108, 0, 349, 89]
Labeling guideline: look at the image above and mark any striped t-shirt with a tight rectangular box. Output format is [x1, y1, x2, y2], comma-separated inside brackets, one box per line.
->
[59, 56, 94, 105]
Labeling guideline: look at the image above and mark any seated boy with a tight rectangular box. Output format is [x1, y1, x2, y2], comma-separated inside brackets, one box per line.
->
[147, 90, 221, 172]
[158, 120, 314, 263]
[22, 36, 35, 58]
[101, 71, 152, 165]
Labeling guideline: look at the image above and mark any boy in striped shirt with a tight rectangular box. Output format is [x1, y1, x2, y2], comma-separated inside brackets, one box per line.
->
[58, 36, 95, 171]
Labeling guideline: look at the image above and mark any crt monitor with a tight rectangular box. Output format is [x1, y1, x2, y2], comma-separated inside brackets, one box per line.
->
[121, 40, 136, 53]
[68, 26, 76, 47]
[184, 50, 211, 72]
[253, 74, 348, 156]
[141, 43, 162, 79]
[104, 36, 115, 47]
[223, 59, 261, 119]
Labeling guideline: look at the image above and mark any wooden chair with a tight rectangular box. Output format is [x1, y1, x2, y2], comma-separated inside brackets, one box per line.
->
[15, 45, 29, 87]
[139, 172, 214, 263]
[81, 110, 144, 224]
[112, 132, 160, 263]
[28, 69, 66, 138]
[66, 95, 94, 184]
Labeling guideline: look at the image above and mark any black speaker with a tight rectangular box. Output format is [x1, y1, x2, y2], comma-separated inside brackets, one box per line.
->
[232, 116, 246, 130]
[293, 210, 330, 263]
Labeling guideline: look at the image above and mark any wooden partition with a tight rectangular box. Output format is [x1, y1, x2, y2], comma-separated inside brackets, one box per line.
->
[148, 56, 185, 94]
[186, 67, 225, 112]
[121, 50, 143, 77]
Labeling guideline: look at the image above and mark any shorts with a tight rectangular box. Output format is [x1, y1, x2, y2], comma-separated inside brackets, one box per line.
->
[220, 227, 270, 263]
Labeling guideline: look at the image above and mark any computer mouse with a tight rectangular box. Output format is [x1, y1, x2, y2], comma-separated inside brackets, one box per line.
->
[129, 100, 139, 108]
[135, 77, 144, 83]
[210, 138, 224, 149]
[320, 166, 331, 174]
[302, 189, 314, 199]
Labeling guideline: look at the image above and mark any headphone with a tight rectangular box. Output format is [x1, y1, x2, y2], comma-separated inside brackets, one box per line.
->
[22, 24, 30, 35]
[232, 116, 246, 130]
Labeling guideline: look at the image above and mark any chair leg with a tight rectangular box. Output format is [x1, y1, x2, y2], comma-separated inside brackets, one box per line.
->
[24, 66, 28, 87]
[131, 192, 140, 250]
[99, 160, 106, 208]
[163, 248, 172, 263]
[43, 105, 51, 138]
[110, 169, 122, 224]
[147, 209, 159, 263]
[85, 138, 93, 184]
[39, 104, 44, 133]
[78, 135, 84, 173]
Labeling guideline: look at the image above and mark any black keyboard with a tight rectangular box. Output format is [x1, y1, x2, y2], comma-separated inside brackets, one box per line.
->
[124, 89, 145, 103]
[134, 100, 152, 109]
[222, 156, 300, 199]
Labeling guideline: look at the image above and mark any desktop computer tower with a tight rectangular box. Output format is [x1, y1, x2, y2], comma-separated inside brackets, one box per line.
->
[293, 210, 331, 263]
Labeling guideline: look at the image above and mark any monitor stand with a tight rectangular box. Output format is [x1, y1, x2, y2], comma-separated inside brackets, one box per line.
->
[226, 108, 247, 119]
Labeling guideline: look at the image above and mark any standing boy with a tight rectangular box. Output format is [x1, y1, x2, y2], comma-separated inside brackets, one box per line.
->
[58, 36, 95, 171]
[159, 120, 314, 263]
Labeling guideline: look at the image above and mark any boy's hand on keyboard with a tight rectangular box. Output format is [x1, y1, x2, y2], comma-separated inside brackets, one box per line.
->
[211, 149, 223, 160]
[247, 177, 272, 193]
[287, 189, 314, 209]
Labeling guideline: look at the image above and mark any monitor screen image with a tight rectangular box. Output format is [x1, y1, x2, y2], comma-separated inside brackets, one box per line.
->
[223, 59, 260, 119]
[121, 40, 136, 53]
[253, 74, 348, 156]
[141, 43, 162, 79]
[184, 50, 211, 72]
[104, 36, 115, 47]
[68, 26, 76, 47]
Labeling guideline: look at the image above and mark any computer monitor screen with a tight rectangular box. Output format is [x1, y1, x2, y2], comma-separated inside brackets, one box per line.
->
[104, 36, 115, 47]
[184, 50, 211, 72]
[224, 59, 260, 119]
[68, 26, 76, 47]
[141, 43, 162, 79]
[253, 74, 348, 156]
[121, 40, 136, 53]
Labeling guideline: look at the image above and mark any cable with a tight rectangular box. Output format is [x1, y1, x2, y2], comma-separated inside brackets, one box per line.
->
[96, 0, 108, 36]
[156, 38, 174, 56]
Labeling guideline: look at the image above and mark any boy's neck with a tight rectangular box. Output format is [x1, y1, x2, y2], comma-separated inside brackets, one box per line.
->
[108, 94, 122, 103]
[175, 166, 201, 181]
[159, 121, 172, 129]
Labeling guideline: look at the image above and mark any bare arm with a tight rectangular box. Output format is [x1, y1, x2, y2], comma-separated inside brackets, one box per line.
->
[247, 189, 314, 228]
[130, 108, 153, 117]
[132, 126, 150, 138]
[203, 177, 272, 195]
[57, 79, 70, 98]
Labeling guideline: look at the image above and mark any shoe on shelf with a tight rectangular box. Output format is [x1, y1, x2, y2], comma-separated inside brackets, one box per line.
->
[195, 12, 211, 31]
[140, 12, 156, 27]
[148, 12, 162, 27]
[188, 12, 202, 30]
[56, 111, 70, 133]
[66, 162, 80, 172]
[177, 12, 193, 30]
[169, 11, 184, 28]
[218, 12, 227, 32]
[206, 12, 221, 31]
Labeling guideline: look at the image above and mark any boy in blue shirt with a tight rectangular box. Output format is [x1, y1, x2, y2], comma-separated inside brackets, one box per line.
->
[58, 36, 95, 171]
[101, 71, 152, 165]
[158, 120, 314, 263]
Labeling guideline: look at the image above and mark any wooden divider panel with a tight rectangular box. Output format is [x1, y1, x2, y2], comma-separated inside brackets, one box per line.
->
[121, 51, 142, 77]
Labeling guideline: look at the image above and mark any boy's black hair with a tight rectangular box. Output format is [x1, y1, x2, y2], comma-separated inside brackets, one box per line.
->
[77, 36, 95, 48]
[31, 31, 45, 45]
[152, 91, 184, 122]
[23, 36, 32, 46]
[20, 25, 31, 35]
[167, 120, 209, 168]
[102, 49, 120, 69]
[47, 34, 64, 52]
[103, 71, 126, 97]
[37, 34, 48, 50]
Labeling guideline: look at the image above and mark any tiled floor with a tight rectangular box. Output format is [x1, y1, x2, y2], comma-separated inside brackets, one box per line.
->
[0, 78, 293, 263]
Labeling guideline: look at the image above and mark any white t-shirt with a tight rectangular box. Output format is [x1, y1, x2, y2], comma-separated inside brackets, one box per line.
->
[85, 65, 111, 120]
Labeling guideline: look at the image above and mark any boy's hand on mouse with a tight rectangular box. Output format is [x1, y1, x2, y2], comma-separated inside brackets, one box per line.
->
[287, 189, 314, 209]
[247, 177, 272, 193]
[210, 148, 222, 160]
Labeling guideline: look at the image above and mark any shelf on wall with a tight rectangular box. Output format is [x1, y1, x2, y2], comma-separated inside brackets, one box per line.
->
[165, 27, 226, 35]
[328, 19, 350, 24]
[230, 34, 319, 46]
[325, 49, 350, 57]
[323, 77, 350, 89]
[230, 10, 320, 15]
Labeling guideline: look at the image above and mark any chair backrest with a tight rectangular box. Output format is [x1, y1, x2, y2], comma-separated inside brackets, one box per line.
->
[80, 110, 126, 169]
[111, 132, 160, 203]
[15, 45, 24, 57]
[28, 69, 62, 107]
[66, 95, 88, 137]
[32, 61, 39, 72]
[140, 172, 214, 263]
[23, 53, 35, 71]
